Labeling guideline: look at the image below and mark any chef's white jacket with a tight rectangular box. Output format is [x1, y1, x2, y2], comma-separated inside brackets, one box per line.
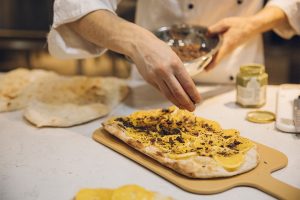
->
[48, 0, 300, 83]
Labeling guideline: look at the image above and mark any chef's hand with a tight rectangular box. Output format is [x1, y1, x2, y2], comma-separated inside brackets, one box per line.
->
[205, 6, 288, 71]
[205, 16, 256, 71]
[129, 32, 201, 111]
[69, 10, 201, 111]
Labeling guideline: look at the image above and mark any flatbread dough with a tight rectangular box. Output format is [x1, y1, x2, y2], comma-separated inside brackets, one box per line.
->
[103, 107, 259, 178]
[0, 68, 52, 112]
[0, 68, 129, 127]
[24, 100, 109, 127]
[24, 74, 128, 127]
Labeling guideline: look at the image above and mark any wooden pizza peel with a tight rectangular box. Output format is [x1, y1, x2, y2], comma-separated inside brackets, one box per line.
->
[93, 128, 300, 200]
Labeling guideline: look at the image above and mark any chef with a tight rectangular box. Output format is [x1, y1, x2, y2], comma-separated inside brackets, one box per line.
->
[48, 0, 300, 111]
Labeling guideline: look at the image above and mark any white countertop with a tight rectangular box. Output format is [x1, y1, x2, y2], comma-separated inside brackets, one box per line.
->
[0, 81, 300, 200]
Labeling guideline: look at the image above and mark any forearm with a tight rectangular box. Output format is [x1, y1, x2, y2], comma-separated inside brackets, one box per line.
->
[68, 9, 201, 111]
[249, 6, 288, 34]
[68, 10, 155, 59]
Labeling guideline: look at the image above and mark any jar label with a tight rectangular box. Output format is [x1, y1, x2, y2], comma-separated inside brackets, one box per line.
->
[237, 78, 266, 106]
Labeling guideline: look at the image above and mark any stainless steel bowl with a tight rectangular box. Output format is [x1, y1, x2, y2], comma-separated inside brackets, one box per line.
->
[154, 24, 222, 76]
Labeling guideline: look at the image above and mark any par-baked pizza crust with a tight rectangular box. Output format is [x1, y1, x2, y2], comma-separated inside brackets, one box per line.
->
[103, 122, 258, 178]
[23, 73, 128, 127]
[0, 68, 129, 127]
[0, 68, 53, 112]
[24, 101, 109, 127]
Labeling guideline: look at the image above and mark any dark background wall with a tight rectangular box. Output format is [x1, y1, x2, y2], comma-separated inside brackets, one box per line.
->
[0, 0, 53, 30]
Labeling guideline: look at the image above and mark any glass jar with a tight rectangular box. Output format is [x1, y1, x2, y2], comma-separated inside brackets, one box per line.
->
[236, 64, 268, 108]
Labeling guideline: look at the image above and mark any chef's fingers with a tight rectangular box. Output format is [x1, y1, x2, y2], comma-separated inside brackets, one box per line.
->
[163, 75, 196, 111]
[155, 79, 184, 109]
[205, 51, 225, 71]
[205, 36, 231, 71]
[204, 51, 219, 71]
[147, 79, 160, 90]
[174, 67, 201, 104]
[208, 19, 230, 35]
[148, 80, 182, 108]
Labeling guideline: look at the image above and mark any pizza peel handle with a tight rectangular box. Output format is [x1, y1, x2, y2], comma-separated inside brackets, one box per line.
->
[247, 173, 300, 200]
[243, 142, 300, 200]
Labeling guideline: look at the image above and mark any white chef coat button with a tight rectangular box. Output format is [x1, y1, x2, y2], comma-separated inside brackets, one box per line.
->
[237, 0, 243, 4]
[188, 3, 194, 10]
[229, 75, 235, 81]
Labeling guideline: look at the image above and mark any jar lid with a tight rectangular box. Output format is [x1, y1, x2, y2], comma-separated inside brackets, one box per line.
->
[246, 110, 276, 123]
[240, 64, 265, 76]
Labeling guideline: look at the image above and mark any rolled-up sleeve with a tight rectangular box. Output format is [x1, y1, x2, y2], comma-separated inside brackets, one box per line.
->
[48, 0, 120, 59]
[266, 0, 300, 39]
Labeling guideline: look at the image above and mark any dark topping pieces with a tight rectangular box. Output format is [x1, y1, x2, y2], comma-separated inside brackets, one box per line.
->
[176, 121, 183, 126]
[166, 120, 172, 125]
[158, 126, 170, 136]
[168, 138, 175, 146]
[115, 117, 125, 123]
[175, 136, 184, 143]
[201, 123, 214, 132]
[150, 138, 156, 144]
[227, 140, 242, 149]
[115, 117, 134, 128]
[172, 128, 181, 134]
[217, 151, 231, 157]
[161, 108, 170, 113]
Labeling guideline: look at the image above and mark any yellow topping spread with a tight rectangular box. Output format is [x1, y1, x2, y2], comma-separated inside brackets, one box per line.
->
[76, 189, 113, 200]
[75, 185, 156, 200]
[109, 106, 254, 171]
[213, 153, 245, 171]
[112, 185, 154, 200]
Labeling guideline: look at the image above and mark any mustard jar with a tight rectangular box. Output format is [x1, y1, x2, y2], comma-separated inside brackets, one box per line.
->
[236, 64, 268, 108]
